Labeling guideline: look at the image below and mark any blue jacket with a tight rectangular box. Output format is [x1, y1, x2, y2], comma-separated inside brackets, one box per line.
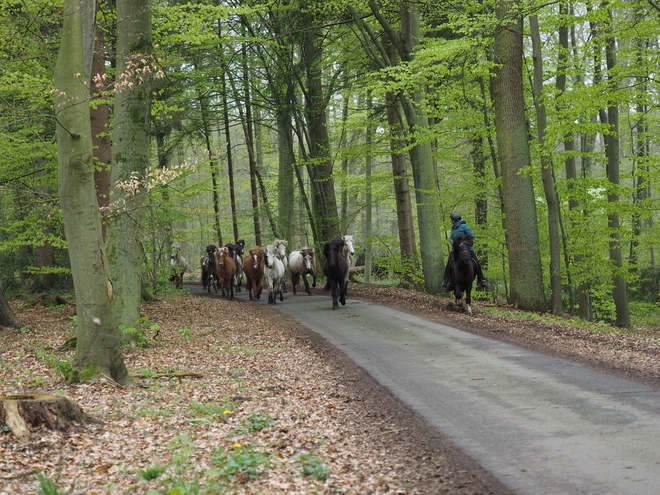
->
[449, 220, 476, 253]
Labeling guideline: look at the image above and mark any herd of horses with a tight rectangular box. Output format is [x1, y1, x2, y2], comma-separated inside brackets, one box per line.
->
[171, 232, 478, 313]
[174, 235, 354, 309]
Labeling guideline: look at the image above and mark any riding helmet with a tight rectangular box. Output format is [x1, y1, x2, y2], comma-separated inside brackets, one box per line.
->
[449, 212, 462, 222]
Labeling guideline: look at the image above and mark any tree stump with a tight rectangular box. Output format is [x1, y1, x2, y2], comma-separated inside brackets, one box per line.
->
[0, 394, 100, 442]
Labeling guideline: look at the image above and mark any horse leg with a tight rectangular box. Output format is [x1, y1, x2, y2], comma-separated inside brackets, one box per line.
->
[339, 280, 346, 306]
[465, 286, 472, 315]
[302, 274, 311, 295]
[292, 273, 299, 295]
[331, 280, 339, 310]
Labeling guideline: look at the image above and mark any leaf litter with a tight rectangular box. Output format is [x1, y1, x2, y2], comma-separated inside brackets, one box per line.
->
[0, 290, 510, 495]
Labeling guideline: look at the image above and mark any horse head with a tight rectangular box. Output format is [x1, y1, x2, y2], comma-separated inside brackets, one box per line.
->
[341, 235, 355, 256]
[215, 246, 230, 267]
[324, 238, 344, 267]
[247, 247, 262, 269]
[236, 239, 245, 255]
[453, 234, 474, 264]
[274, 239, 288, 260]
[302, 248, 314, 270]
[263, 245, 278, 268]
[206, 245, 217, 263]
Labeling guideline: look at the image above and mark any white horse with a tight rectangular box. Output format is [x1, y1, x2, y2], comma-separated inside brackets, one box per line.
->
[169, 248, 188, 289]
[273, 239, 288, 292]
[263, 244, 285, 304]
[341, 235, 355, 295]
[289, 247, 317, 295]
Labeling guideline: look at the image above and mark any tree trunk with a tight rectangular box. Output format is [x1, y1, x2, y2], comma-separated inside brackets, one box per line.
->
[370, 0, 443, 293]
[385, 81, 417, 288]
[91, 17, 111, 233]
[277, 104, 296, 243]
[302, 27, 341, 242]
[602, 9, 630, 328]
[0, 394, 99, 442]
[197, 86, 223, 245]
[54, 0, 129, 384]
[106, 0, 152, 329]
[221, 70, 238, 243]
[0, 288, 21, 328]
[364, 94, 373, 284]
[491, 3, 546, 311]
[530, 15, 563, 316]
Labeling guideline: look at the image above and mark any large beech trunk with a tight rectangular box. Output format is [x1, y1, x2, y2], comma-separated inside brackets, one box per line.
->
[0, 394, 100, 442]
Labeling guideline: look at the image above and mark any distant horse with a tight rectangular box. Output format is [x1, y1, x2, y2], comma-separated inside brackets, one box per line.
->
[451, 233, 476, 315]
[214, 246, 236, 300]
[323, 238, 348, 310]
[263, 244, 285, 304]
[201, 244, 218, 293]
[242, 246, 264, 301]
[341, 235, 355, 295]
[273, 239, 288, 292]
[225, 241, 244, 293]
[169, 249, 188, 289]
[289, 247, 317, 295]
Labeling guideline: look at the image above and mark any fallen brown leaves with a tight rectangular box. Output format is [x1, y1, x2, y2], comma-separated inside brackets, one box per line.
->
[0, 291, 507, 495]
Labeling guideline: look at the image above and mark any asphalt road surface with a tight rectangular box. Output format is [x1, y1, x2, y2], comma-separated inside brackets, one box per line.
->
[189, 285, 660, 495]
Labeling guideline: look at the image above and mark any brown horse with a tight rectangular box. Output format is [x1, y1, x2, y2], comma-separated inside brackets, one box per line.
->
[242, 246, 264, 301]
[214, 246, 236, 300]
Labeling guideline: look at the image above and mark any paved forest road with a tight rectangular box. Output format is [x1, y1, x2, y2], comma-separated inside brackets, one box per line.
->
[188, 285, 660, 494]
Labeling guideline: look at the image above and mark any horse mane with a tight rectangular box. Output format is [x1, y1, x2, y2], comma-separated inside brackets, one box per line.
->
[324, 238, 344, 258]
[248, 246, 263, 259]
[452, 234, 474, 253]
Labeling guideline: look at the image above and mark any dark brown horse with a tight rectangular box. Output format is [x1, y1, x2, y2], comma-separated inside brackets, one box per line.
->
[242, 246, 264, 301]
[451, 233, 476, 315]
[201, 244, 218, 293]
[214, 246, 236, 300]
[322, 238, 348, 310]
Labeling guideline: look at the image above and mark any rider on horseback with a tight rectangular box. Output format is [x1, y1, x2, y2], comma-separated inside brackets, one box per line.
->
[441, 213, 488, 291]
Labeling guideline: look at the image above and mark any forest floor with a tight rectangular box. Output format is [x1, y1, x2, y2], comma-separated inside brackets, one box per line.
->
[1, 282, 659, 495]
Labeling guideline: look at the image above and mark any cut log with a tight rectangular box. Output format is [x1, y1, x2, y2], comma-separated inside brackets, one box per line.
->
[0, 393, 100, 442]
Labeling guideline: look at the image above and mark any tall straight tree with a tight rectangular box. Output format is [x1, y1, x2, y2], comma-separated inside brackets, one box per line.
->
[106, 0, 153, 329]
[600, 6, 630, 328]
[490, 1, 546, 311]
[54, 0, 129, 383]
[530, 15, 562, 315]
[301, 24, 341, 242]
[369, 0, 443, 293]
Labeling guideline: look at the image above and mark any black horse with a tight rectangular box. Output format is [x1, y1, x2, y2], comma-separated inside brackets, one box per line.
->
[225, 240, 245, 292]
[201, 244, 218, 293]
[322, 238, 348, 310]
[451, 234, 476, 315]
